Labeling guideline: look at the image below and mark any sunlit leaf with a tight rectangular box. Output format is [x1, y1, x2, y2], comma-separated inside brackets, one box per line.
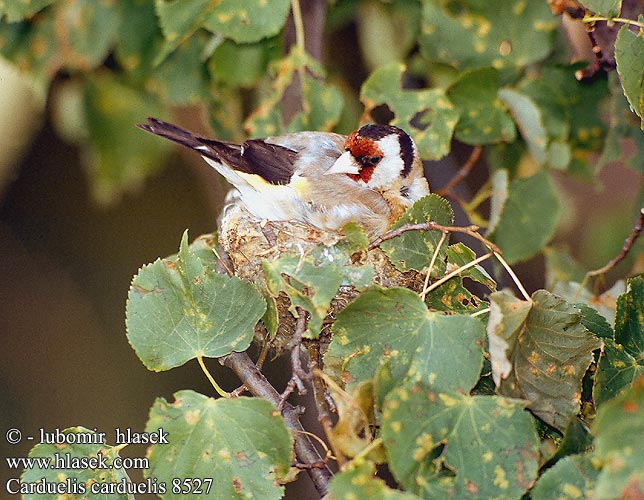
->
[487, 289, 601, 430]
[361, 62, 459, 160]
[126, 231, 265, 371]
[381, 380, 539, 500]
[146, 390, 292, 500]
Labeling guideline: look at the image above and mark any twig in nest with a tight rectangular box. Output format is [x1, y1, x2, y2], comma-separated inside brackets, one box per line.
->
[437, 145, 483, 196]
[588, 208, 644, 279]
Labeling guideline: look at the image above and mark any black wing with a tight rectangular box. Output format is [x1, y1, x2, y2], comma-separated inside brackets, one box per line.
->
[138, 117, 298, 185]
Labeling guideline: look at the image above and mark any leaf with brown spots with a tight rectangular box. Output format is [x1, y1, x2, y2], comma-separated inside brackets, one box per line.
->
[381, 380, 539, 500]
[592, 375, 644, 499]
[487, 289, 601, 430]
[326, 286, 486, 395]
[145, 390, 293, 500]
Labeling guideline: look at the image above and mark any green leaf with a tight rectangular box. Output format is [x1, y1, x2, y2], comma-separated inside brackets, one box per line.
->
[361, 62, 459, 160]
[498, 88, 547, 164]
[594, 276, 644, 406]
[614, 275, 644, 359]
[419, 0, 557, 71]
[423, 243, 496, 314]
[329, 461, 423, 500]
[356, 0, 421, 71]
[531, 454, 599, 500]
[600, 73, 644, 172]
[0, 0, 54, 22]
[246, 47, 343, 135]
[327, 287, 486, 394]
[381, 380, 539, 500]
[155, 0, 290, 49]
[138, 32, 211, 105]
[575, 303, 614, 340]
[81, 72, 172, 204]
[487, 171, 560, 264]
[114, 0, 163, 77]
[592, 376, 644, 499]
[445, 242, 496, 291]
[126, 231, 265, 371]
[487, 290, 601, 430]
[263, 244, 373, 338]
[594, 339, 644, 407]
[615, 25, 644, 129]
[21, 426, 133, 500]
[209, 37, 280, 88]
[0, 0, 117, 87]
[447, 67, 516, 144]
[543, 247, 587, 290]
[146, 390, 293, 500]
[578, 0, 622, 17]
[380, 194, 454, 273]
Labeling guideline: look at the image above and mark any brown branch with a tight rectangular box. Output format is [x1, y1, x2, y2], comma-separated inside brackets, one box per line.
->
[279, 308, 310, 410]
[437, 145, 483, 196]
[587, 208, 644, 278]
[368, 221, 501, 254]
[307, 342, 338, 461]
[219, 351, 332, 495]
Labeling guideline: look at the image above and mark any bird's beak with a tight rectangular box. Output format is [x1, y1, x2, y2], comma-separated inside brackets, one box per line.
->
[325, 151, 360, 175]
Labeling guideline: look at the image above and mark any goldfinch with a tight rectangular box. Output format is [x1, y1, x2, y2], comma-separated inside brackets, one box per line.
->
[138, 118, 430, 235]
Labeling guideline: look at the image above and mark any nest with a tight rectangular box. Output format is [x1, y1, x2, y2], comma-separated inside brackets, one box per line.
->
[218, 202, 424, 352]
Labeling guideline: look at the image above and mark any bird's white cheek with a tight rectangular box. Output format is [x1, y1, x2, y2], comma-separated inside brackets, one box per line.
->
[324, 151, 360, 175]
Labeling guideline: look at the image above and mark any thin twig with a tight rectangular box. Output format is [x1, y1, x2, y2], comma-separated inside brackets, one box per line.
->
[437, 145, 483, 196]
[369, 221, 501, 254]
[219, 351, 332, 495]
[587, 208, 644, 278]
[420, 252, 494, 299]
[421, 231, 448, 298]
[495, 252, 532, 302]
[584, 15, 644, 29]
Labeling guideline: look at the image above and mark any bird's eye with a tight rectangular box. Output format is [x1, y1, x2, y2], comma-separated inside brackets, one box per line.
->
[358, 155, 382, 167]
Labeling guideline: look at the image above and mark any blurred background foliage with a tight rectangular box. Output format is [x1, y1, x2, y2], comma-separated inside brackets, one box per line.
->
[0, 0, 643, 497]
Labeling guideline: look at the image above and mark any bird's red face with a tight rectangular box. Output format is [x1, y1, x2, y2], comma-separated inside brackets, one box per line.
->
[325, 124, 416, 190]
[342, 131, 384, 183]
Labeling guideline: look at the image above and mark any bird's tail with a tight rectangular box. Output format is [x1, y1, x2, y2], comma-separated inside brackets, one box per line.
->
[137, 117, 207, 150]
